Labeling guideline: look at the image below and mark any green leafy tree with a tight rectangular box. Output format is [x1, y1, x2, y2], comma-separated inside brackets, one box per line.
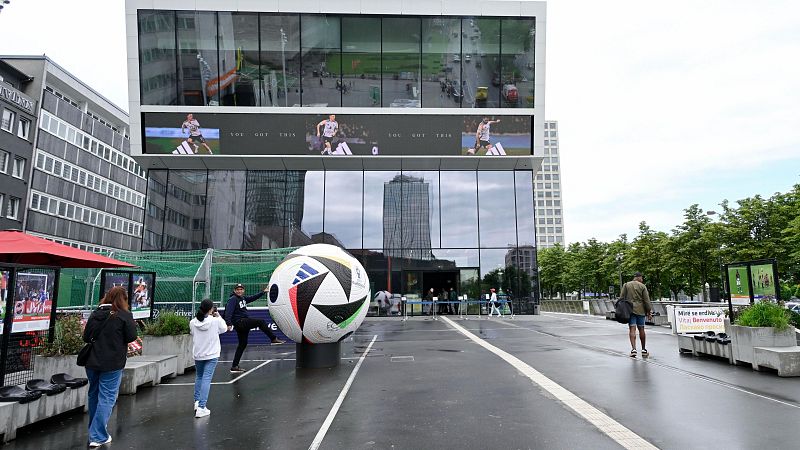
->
[539, 244, 567, 299]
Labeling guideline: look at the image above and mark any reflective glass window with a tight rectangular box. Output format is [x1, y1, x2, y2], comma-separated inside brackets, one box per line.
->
[139, 11, 178, 105]
[204, 170, 246, 249]
[323, 171, 363, 248]
[363, 171, 401, 249]
[293, 171, 324, 246]
[341, 17, 381, 107]
[216, 13, 259, 106]
[421, 18, 461, 108]
[163, 170, 207, 250]
[514, 171, 535, 246]
[177, 11, 219, 105]
[139, 10, 177, 104]
[463, 18, 500, 108]
[440, 171, 478, 248]
[301, 15, 341, 107]
[259, 14, 301, 107]
[142, 170, 168, 250]
[501, 18, 535, 108]
[243, 171, 288, 249]
[382, 17, 421, 108]
[401, 171, 440, 249]
[478, 171, 517, 248]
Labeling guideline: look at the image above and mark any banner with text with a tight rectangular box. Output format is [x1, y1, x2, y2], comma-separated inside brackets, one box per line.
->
[143, 112, 533, 157]
[674, 307, 726, 334]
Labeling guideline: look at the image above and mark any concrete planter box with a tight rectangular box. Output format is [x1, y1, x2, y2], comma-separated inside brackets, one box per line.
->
[731, 324, 796, 365]
[32, 355, 85, 381]
[142, 334, 194, 374]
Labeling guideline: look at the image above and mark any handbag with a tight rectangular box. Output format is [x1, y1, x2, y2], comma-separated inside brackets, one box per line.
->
[77, 315, 112, 366]
[615, 297, 633, 324]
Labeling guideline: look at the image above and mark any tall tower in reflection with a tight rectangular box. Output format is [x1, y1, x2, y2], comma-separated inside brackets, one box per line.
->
[383, 174, 432, 260]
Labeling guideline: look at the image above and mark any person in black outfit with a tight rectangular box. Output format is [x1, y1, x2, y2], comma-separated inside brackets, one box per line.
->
[224, 283, 284, 373]
[83, 286, 138, 448]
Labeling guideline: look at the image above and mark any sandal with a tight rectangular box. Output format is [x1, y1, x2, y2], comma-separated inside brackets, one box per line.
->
[641, 349, 649, 358]
[630, 349, 637, 358]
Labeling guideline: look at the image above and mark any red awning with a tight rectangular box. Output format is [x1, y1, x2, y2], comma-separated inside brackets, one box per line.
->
[0, 230, 136, 268]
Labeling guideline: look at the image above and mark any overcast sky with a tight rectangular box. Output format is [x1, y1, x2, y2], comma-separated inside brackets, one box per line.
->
[1, 0, 798, 244]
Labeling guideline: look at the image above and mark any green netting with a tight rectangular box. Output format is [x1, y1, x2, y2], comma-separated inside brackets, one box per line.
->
[57, 248, 297, 309]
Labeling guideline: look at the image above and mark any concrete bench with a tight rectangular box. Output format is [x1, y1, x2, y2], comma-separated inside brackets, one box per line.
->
[677, 334, 733, 362]
[1, 384, 87, 443]
[133, 355, 178, 381]
[120, 360, 159, 395]
[753, 346, 800, 377]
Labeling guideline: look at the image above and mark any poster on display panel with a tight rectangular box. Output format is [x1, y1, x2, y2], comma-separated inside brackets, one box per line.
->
[100, 271, 156, 319]
[9, 270, 56, 333]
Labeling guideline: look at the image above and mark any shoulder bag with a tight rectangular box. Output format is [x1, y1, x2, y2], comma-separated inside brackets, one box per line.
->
[77, 315, 112, 366]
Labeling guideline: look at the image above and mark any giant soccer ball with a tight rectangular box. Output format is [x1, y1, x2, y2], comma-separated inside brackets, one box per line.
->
[267, 244, 370, 344]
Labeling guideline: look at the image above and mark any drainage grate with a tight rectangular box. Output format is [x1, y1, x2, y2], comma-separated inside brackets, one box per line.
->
[390, 356, 415, 363]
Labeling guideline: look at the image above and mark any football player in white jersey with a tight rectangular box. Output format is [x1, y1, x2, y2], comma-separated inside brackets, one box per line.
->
[469, 117, 501, 155]
[316, 114, 339, 155]
[181, 114, 214, 154]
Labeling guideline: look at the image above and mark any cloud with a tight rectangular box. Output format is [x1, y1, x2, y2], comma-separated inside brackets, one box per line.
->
[546, 0, 800, 243]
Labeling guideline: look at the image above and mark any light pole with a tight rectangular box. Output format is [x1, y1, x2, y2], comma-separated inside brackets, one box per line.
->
[615, 252, 624, 296]
[280, 28, 288, 106]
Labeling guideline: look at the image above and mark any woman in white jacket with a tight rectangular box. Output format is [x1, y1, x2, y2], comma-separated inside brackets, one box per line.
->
[190, 299, 227, 418]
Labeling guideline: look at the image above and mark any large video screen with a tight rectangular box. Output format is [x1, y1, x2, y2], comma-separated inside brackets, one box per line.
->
[143, 112, 533, 157]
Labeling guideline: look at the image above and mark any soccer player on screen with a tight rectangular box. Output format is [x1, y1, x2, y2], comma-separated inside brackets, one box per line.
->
[316, 114, 339, 155]
[181, 114, 214, 155]
[469, 117, 501, 155]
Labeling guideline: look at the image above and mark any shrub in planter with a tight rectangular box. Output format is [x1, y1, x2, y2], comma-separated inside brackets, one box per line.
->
[141, 310, 193, 374]
[142, 310, 190, 336]
[39, 315, 84, 356]
[734, 301, 790, 331]
[789, 310, 800, 329]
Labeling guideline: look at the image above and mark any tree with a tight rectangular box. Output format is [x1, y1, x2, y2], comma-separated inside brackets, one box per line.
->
[539, 244, 567, 299]
[673, 204, 717, 301]
[627, 222, 669, 299]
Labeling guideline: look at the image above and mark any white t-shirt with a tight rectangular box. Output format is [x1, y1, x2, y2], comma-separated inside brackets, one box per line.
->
[322, 120, 338, 137]
[190, 315, 228, 361]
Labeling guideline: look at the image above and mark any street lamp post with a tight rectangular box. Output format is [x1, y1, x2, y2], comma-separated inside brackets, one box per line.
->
[615, 253, 624, 296]
[280, 28, 288, 106]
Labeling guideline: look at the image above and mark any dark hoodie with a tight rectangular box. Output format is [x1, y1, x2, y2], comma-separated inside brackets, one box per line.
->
[82, 305, 138, 371]
[224, 290, 266, 327]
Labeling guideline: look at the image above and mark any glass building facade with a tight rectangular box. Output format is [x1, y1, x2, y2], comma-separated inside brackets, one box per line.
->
[130, 2, 543, 315]
[137, 11, 536, 108]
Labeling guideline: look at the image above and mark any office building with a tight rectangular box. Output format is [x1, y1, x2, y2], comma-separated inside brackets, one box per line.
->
[1, 56, 147, 252]
[0, 60, 36, 231]
[127, 0, 546, 312]
[536, 120, 563, 248]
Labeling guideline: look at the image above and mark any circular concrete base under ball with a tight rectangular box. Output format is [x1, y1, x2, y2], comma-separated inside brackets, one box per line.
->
[296, 342, 341, 369]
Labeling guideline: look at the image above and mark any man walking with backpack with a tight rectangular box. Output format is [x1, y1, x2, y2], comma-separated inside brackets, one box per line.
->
[620, 272, 652, 358]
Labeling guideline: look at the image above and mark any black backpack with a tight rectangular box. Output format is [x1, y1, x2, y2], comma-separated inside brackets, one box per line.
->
[615, 298, 633, 324]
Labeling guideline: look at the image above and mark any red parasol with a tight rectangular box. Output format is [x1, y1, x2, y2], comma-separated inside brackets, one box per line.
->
[0, 230, 136, 268]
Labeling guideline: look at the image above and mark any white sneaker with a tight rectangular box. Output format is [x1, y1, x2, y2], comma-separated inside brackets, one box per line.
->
[89, 436, 112, 447]
[194, 400, 199, 411]
[195, 407, 211, 418]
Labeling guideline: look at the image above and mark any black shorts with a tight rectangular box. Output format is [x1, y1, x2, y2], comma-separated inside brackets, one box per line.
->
[189, 134, 206, 144]
[479, 140, 491, 148]
[323, 136, 335, 145]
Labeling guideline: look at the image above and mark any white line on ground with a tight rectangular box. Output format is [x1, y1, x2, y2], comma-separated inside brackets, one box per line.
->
[500, 318, 800, 410]
[161, 360, 273, 386]
[441, 316, 659, 450]
[308, 335, 378, 450]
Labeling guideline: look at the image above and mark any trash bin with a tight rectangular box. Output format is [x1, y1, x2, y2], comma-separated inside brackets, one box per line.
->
[533, 304, 540, 315]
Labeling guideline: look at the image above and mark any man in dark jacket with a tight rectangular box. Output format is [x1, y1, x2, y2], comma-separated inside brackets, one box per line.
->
[224, 283, 284, 373]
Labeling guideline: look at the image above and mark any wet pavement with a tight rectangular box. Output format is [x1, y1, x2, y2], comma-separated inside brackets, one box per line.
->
[6, 313, 800, 449]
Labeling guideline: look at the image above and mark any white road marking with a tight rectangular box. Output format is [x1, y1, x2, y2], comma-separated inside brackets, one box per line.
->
[441, 316, 659, 450]
[308, 335, 378, 450]
[160, 360, 273, 386]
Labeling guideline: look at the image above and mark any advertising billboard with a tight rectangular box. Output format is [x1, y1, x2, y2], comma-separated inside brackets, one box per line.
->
[143, 112, 533, 157]
[12, 271, 55, 332]
[727, 266, 750, 305]
[100, 271, 156, 319]
[750, 263, 777, 301]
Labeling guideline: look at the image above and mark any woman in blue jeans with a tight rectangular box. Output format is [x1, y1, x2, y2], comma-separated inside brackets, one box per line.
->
[190, 299, 227, 418]
[82, 286, 138, 447]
